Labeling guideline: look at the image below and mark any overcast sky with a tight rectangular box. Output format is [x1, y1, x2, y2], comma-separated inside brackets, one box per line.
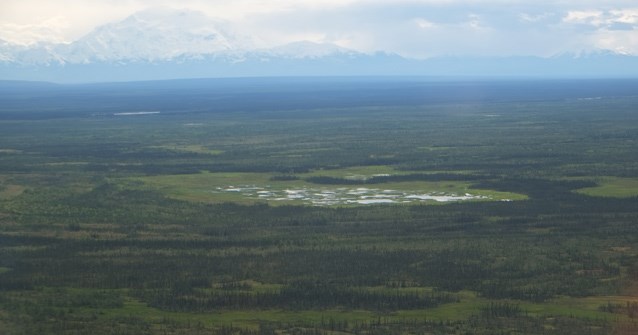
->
[1, 0, 637, 58]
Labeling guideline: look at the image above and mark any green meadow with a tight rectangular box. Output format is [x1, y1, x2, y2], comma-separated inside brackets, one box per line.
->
[132, 167, 526, 206]
[576, 177, 638, 198]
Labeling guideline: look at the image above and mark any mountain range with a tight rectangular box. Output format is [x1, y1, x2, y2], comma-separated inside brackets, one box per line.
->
[2, 7, 638, 83]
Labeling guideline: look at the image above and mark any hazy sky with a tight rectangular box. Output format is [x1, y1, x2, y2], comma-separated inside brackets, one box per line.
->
[1, 0, 638, 58]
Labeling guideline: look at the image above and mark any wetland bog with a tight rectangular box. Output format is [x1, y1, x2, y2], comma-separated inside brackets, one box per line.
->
[134, 169, 525, 206]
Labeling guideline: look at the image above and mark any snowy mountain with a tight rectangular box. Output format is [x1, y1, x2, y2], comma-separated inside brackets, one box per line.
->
[2, 7, 638, 82]
[0, 39, 12, 62]
[61, 7, 252, 64]
[0, 7, 359, 66]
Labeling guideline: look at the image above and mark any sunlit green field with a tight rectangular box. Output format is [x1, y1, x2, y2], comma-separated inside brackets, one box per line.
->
[576, 177, 638, 198]
[133, 167, 526, 206]
[5, 286, 634, 333]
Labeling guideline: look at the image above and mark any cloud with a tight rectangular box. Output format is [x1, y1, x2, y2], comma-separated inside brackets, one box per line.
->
[563, 9, 638, 28]
[414, 18, 436, 29]
[609, 9, 638, 24]
[241, 2, 584, 57]
[0, 1, 141, 43]
[563, 10, 604, 25]
[1, 1, 638, 57]
[519, 12, 554, 23]
[0, 17, 70, 45]
[556, 8, 638, 55]
[590, 29, 638, 55]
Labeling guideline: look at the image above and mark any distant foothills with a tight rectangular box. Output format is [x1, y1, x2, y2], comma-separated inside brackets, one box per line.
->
[2, 7, 638, 83]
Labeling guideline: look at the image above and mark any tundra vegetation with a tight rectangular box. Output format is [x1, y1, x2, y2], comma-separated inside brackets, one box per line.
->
[1, 79, 638, 334]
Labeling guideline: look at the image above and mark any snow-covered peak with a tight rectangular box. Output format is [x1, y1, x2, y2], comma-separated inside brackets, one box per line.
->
[0, 7, 367, 66]
[0, 39, 13, 62]
[63, 7, 253, 63]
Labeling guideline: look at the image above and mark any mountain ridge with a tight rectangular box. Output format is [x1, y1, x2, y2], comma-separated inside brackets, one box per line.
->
[2, 7, 638, 82]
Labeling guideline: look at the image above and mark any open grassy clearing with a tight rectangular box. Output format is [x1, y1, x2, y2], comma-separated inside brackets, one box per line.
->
[576, 177, 638, 198]
[132, 167, 525, 206]
[98, 298, 376, 329]
[8, 288, 630, 332]
[394, 295, 638, 324]
[147, 144, 224, 155]
[0, 149, 22, 154]
[0, 184, 25, 200]
[302, 165, 400, 178]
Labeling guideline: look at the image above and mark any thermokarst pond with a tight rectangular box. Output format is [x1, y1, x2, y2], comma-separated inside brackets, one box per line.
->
[131, 167, 526, 206]
[213, 185, 492, 206]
